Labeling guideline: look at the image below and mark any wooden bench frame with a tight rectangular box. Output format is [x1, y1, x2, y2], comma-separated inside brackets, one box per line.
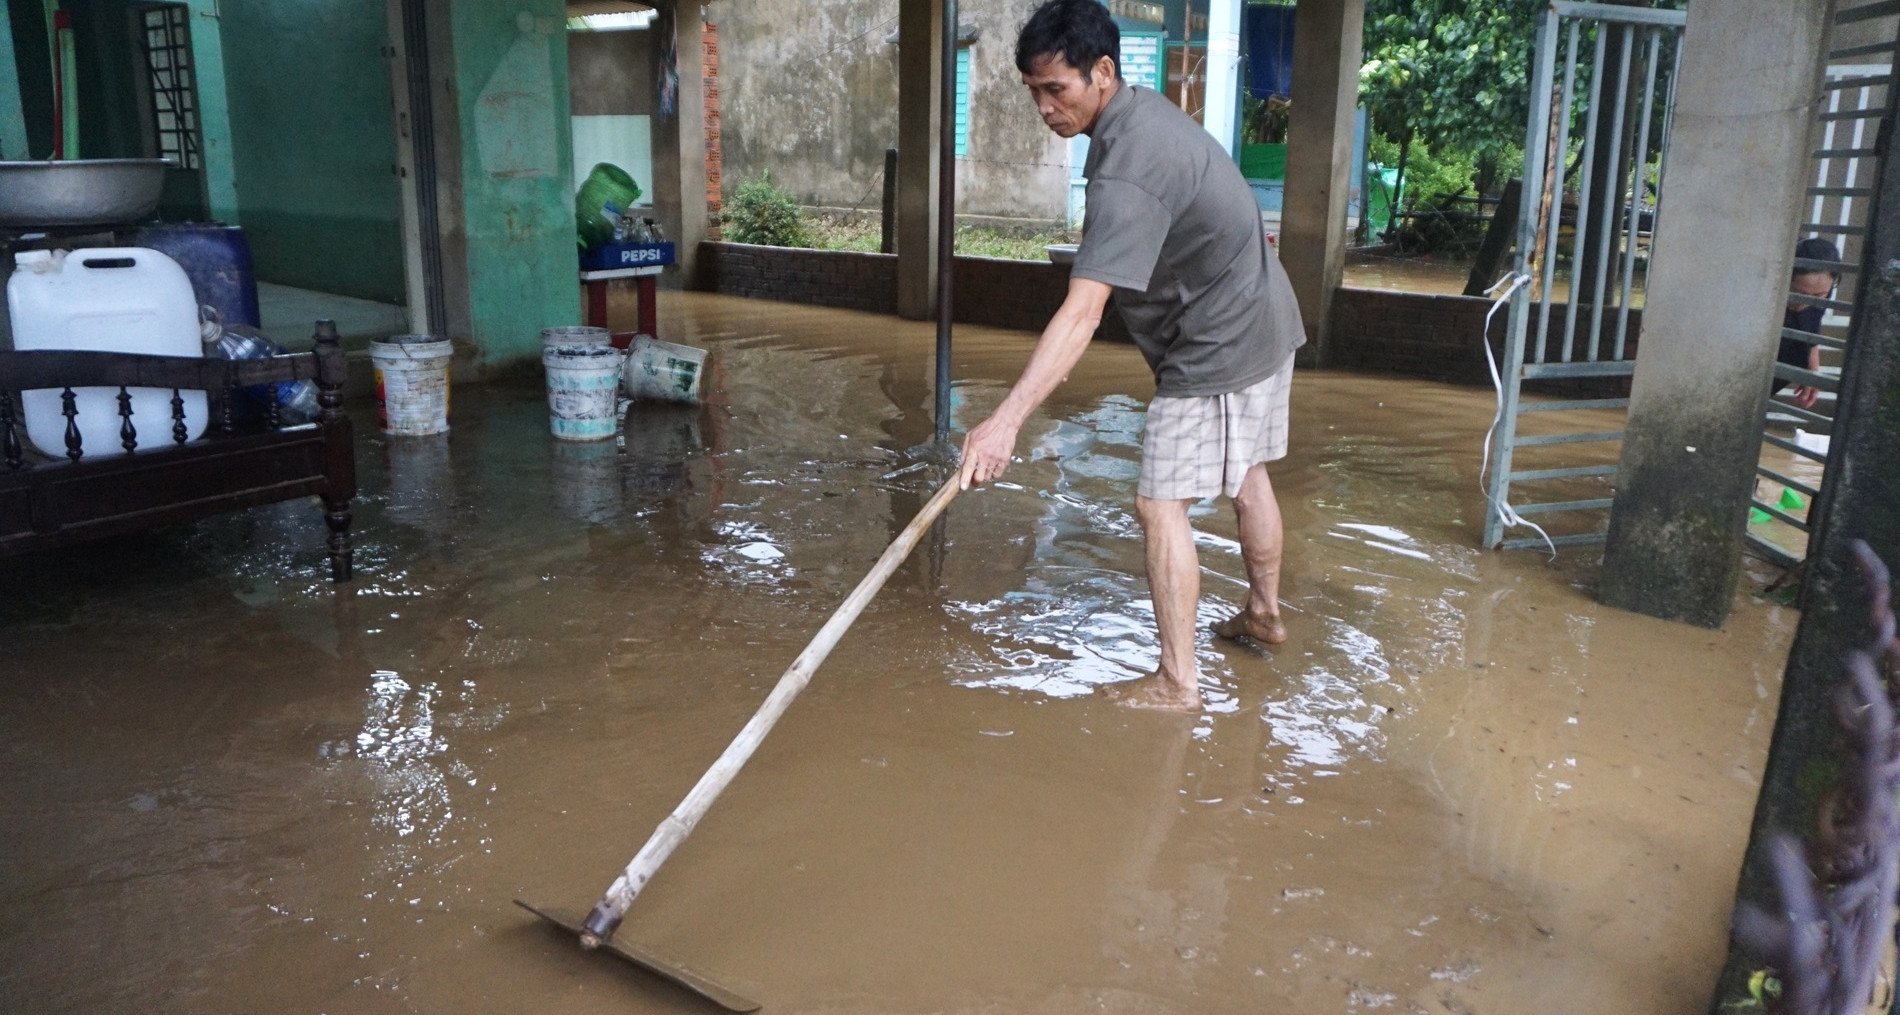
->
[0, 321, 357, 580]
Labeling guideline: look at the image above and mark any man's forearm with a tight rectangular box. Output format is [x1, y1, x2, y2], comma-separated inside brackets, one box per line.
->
[958, 278, 1114, 489]
[991, 298, 1102, 425]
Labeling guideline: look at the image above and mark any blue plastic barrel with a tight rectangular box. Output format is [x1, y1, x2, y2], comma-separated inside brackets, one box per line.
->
[133, 222, 261, 328]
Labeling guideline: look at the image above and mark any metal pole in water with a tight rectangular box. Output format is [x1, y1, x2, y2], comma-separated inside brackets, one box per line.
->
[933, 0, 957, 446]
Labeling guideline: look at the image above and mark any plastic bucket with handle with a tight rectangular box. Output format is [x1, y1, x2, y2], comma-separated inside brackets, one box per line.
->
[369, 335, 452, 436]
[622, 335, 707, 405]
[544, 344, 624, 441]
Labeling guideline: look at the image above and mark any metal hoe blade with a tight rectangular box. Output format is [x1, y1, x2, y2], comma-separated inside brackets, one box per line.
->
[514, 900, 761, 1012]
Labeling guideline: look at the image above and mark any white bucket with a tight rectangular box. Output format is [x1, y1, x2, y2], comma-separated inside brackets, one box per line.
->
[370, 335, 452, 436]
[541, 325, 611, 352]
[544, 344, 624, 441]
[623, 335, 708, 404]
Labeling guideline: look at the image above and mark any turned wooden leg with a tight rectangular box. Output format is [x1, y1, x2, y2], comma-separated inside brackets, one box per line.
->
[324, 495, 353, 582]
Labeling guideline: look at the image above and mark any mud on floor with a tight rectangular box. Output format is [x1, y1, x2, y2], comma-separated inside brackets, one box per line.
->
[0, 292, 1795, 1013]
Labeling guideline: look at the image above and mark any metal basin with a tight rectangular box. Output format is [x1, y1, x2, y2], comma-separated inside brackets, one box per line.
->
[0, 159, 173, 229]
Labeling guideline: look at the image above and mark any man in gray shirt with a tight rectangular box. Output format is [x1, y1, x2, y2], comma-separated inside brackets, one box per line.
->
[958, 0, 1306, 712]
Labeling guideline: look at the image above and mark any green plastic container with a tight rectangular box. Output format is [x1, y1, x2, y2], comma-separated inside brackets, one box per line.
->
[575, 162, 643, 250]
[1240, 143, 1288, 181]
[1366, 167, 1401, 242]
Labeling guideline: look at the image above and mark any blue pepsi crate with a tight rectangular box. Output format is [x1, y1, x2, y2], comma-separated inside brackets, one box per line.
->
[580, 241, 676, 272]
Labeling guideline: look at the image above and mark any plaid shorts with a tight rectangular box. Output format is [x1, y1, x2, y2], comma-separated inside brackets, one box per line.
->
[1138, 354, 1294, 501]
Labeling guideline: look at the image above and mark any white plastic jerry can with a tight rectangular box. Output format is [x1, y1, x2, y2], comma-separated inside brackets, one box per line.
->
[7, 247, 210, 459]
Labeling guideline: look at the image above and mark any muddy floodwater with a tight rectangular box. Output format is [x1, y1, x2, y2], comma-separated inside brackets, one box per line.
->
[1, 292, 1796, 1013]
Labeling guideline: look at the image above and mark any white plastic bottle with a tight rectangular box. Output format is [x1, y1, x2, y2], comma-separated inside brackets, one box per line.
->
[7, 247, 209, 458]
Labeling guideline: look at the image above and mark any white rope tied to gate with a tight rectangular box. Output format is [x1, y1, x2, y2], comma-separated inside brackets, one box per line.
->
[1479, 272, 1558, 560]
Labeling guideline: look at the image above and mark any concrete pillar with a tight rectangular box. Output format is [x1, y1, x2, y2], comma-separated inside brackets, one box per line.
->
[431, 0, 581, 374]
[1203, 0, 1241, 155]
[1598, 0, 1829, 629]
[1280, 0, 1363, 368]
[654, 1, 710, 289]
[896, 0, 945, 322]
[182, 0, 238, 224]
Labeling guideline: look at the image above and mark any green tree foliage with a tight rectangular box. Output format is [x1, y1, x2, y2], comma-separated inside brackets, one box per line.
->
[1367, 133, 1522, 213]
[1359, 0, 1539, 206]
[722, 171, 811, 248]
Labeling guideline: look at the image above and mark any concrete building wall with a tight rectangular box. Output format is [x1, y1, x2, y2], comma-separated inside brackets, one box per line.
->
[953, 0, 1069, 226]
[712, 0, 1066, 228]
[570, 28, 657, 117]
[220, 0, 406, 303]
[569, 25, 656, 198]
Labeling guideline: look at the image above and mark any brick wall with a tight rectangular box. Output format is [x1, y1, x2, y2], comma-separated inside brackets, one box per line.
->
[696, 243, 1134, 341]
[1330, 288, 1503, 384]
[695, 247, 1633, 389]
[703, 21, 723, 239]
[1331, 286, 1642, 395]
[697, 242, 899, 316]
[948, 255, 1131, 342]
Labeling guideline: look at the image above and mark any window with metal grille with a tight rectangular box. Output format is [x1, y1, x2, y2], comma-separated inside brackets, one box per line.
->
[139, 4, 201, 169]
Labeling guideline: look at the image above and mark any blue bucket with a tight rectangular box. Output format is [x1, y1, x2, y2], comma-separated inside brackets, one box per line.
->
[133, 222, 260, 328]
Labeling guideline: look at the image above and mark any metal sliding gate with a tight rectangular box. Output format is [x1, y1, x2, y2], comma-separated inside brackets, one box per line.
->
[1483, 2, 1687, 551]
[1747, 0, 1899, 567]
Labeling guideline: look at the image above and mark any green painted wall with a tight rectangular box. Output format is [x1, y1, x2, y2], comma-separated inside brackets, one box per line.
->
[182, 0, 236, 222]
[6, 0, 51, 158]
[449, 2, 578, 366]
[219, 0, 404, 302]
[0, 0, 26, 157]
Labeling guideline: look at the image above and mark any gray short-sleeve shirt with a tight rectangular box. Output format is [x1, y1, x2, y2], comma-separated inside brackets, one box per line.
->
[1070, 85, 1306, 397]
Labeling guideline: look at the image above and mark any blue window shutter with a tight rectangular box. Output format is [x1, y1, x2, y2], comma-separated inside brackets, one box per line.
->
[955, 47, 971, 157]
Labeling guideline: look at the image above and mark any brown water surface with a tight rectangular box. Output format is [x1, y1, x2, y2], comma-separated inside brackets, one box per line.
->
[1342, 253, 1648, 309]
[0, 293, 1792, 1013]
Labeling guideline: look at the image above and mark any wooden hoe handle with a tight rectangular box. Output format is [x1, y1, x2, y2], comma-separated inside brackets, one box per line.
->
[581, 476, 962, 946]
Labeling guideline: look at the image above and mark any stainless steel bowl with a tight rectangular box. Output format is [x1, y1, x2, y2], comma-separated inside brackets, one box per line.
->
[0, 159, 173, 229]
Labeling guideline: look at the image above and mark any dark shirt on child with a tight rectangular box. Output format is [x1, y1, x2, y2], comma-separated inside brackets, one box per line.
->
[1774, 304, 1822, 394]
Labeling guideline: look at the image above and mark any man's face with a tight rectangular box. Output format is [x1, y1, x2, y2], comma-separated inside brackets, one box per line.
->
[1788, 270, 1835, 311]
[1021, 53, 1118, 138]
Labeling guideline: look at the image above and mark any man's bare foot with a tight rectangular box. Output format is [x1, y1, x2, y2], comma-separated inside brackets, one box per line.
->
[1105, 673, 1201, 712]
[1212, 609, 1287, 646]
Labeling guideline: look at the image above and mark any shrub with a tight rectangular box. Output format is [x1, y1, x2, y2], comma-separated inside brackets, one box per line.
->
[722, 171, 811, 247]
[1367, 132, 1524, 211]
